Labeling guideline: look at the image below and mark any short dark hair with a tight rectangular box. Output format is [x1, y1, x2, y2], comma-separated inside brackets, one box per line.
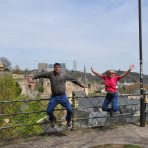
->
[54, 63, 61, 67]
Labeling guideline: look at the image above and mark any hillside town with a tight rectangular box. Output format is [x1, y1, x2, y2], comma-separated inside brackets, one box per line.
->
[0, 59, 144, 99]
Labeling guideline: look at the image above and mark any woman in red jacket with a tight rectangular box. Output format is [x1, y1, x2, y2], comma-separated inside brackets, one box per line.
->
[91, 65, 134, 117]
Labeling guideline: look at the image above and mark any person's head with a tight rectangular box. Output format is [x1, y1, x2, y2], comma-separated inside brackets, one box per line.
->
[106, 70, 116, 77]
[53, 63, 61, 74]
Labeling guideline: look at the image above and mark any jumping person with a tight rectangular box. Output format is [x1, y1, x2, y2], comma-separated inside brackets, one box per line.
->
[33, 63, 85, 127]
[91, 65, 134, 117]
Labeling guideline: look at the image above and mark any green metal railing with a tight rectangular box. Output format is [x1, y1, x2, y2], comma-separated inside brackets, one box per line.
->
[0, 93, 147, 141]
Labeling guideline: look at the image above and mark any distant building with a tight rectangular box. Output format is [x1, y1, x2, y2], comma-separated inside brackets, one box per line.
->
[48, 64, 54, 68]
[24, 75, 36, 90]
[38, 63, 48, 72]
[48, 64, 54, 71]
[0, 61, 4, 71]
[12, 74, 24, 79]
[48, 63, 67, 71]
[73, 60, 77, 71]
[60, 63, 66, 69]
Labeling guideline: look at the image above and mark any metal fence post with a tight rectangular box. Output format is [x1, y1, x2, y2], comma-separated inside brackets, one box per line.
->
[141, 90, 147, 126]
[71, 91, 76, 130]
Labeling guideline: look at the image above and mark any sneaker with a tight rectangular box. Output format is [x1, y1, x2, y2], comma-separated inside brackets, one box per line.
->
[66, 121, 71, 127]
[50, 118, 56, 128]
[50, 121, 56, 128]
[119, 107, 123, 114]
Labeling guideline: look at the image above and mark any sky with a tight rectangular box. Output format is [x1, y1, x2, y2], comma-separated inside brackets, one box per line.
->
[0, 0, 148, 74]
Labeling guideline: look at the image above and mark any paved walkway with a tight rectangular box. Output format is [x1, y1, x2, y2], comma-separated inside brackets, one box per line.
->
[1, 124, 148, 148]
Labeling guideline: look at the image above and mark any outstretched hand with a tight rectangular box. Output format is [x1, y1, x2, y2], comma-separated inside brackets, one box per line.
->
[129, 64, 134, 71]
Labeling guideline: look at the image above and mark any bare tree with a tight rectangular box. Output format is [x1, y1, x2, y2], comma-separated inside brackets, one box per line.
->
[12, 65, 21, 74]
[0, 57, 11, 70]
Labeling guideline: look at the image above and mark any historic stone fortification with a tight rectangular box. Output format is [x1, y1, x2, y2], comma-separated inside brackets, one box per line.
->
[14, 74, 99, 98]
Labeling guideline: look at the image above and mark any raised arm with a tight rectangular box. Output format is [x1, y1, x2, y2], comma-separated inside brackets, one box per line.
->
[33, 71, 50, 79]
[91, 67, 103, 77]
[120, 64, 134, 78]
[65, 74, 85, 88]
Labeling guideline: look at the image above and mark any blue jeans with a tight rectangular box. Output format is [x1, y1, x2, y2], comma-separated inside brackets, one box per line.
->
[102, 92, 119, 112]
[47, 95, 72, 122]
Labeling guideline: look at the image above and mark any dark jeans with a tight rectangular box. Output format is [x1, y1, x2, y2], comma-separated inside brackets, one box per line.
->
[102, 92, 119, 112]
[47, 95, 72, 122]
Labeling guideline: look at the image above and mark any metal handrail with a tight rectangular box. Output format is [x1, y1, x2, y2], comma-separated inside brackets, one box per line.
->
[0, 93, 146, 140]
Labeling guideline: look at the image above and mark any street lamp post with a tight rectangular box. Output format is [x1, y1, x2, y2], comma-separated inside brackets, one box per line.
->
[138, 0, 146, 127]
